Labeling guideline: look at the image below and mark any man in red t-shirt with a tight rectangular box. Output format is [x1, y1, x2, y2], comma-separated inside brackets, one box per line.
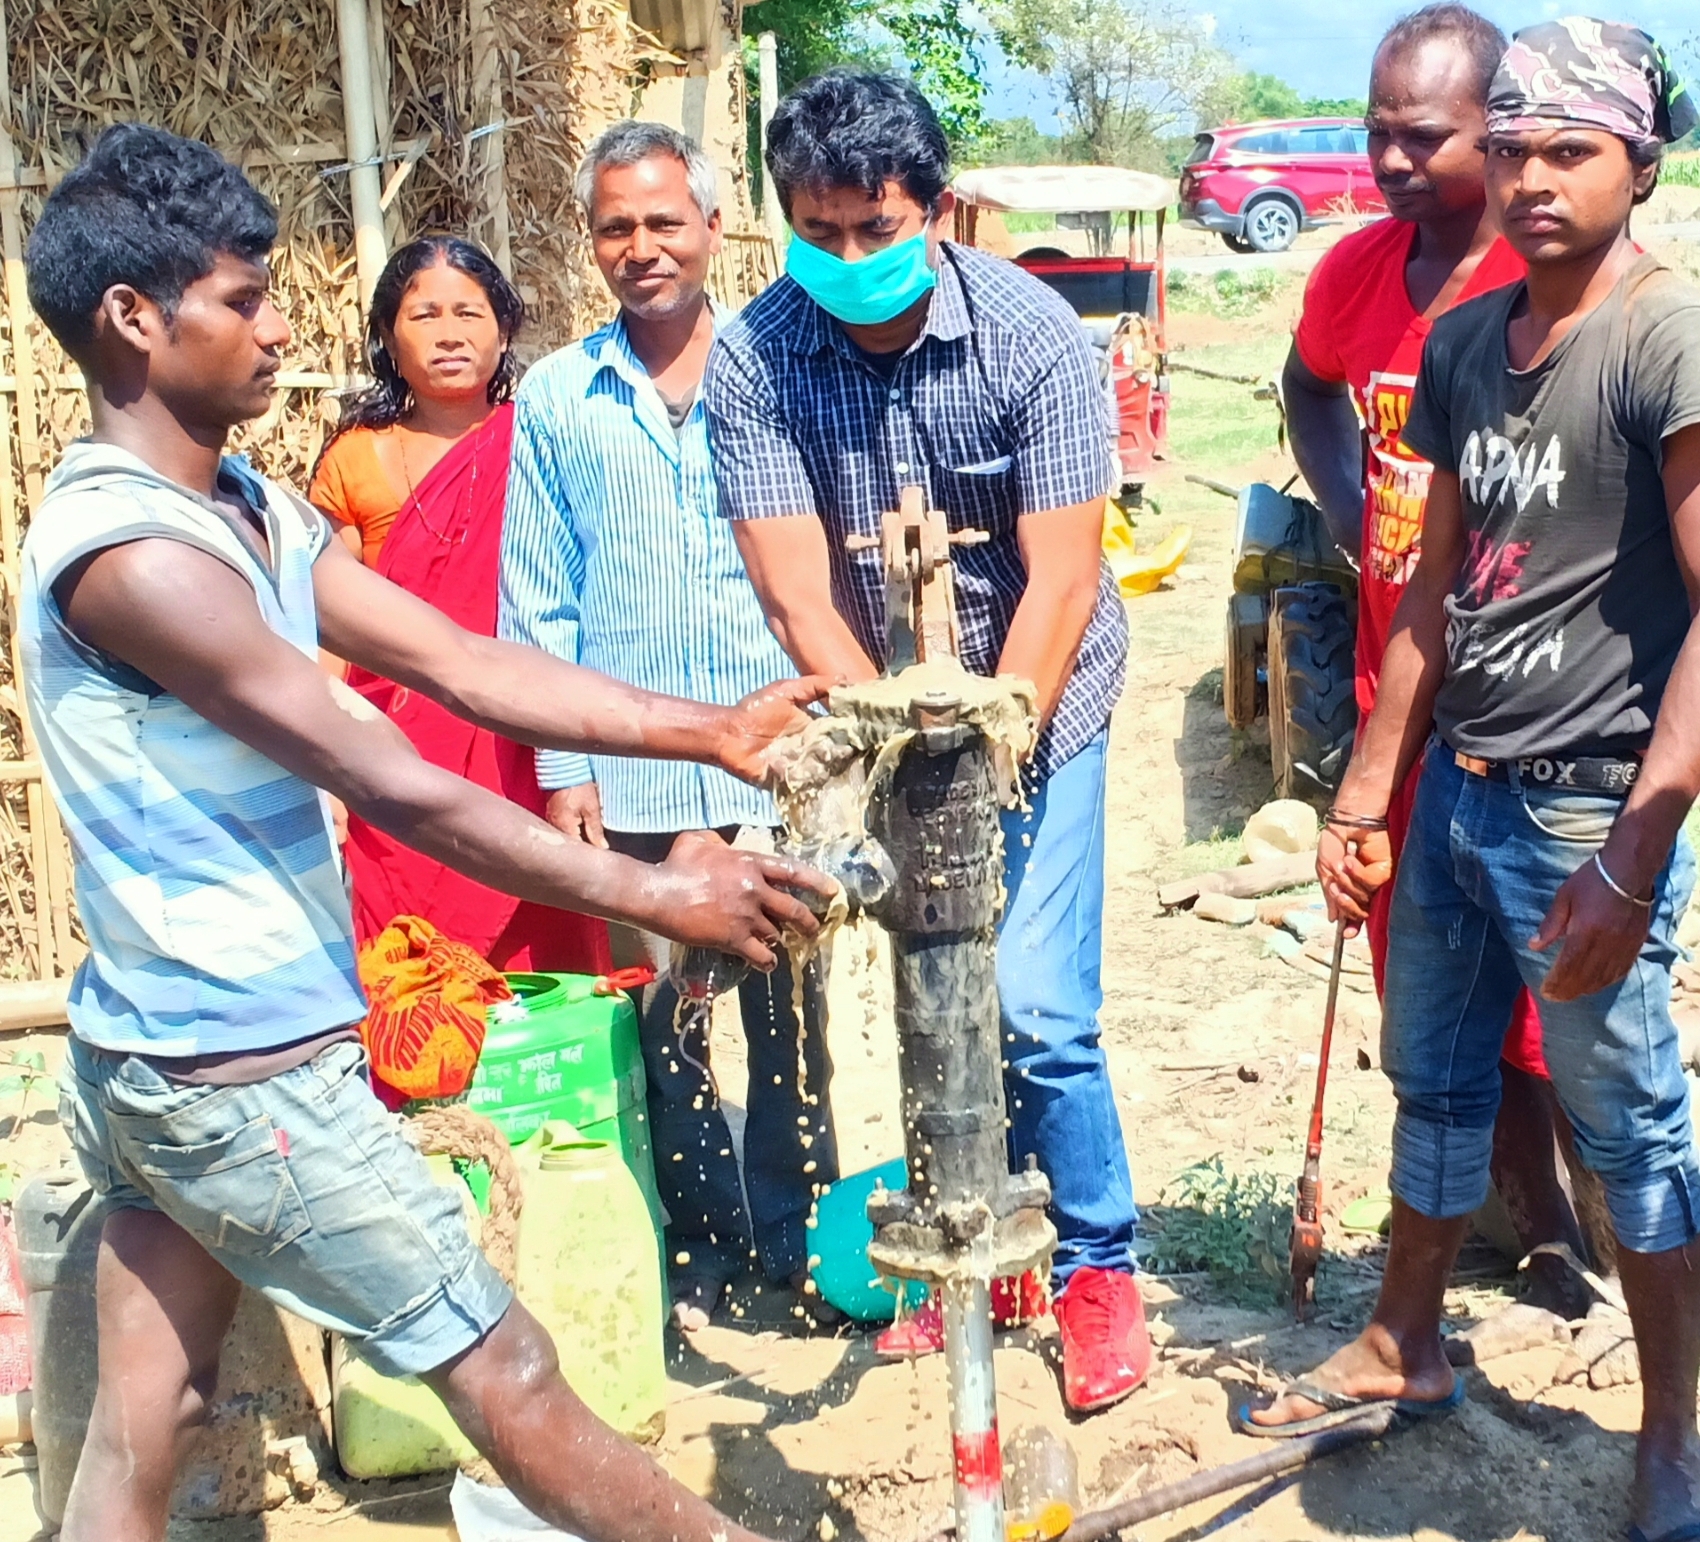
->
[1283, 2, 1592, 1311]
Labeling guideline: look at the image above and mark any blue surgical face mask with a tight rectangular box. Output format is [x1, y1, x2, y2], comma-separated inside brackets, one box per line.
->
[785, 230, 938, 326]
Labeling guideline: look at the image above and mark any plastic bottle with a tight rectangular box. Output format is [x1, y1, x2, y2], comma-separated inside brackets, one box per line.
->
[1002, 1424, 1081, 1542]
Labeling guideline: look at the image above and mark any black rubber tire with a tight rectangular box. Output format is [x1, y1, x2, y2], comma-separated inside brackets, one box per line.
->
[1220, 232, 1256, 254]
[1244, 196, 1301, 254]
[1269, 582, 1356, 801]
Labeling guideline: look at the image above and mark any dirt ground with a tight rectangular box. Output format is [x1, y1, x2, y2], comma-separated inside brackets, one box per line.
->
[8, 228, 1700, 1542]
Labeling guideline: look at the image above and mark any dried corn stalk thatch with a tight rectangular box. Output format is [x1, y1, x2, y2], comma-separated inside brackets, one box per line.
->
[0, 0, 724, 981]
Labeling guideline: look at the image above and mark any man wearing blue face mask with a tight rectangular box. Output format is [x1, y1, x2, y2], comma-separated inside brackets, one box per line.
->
[703, 70, 1143, 1415]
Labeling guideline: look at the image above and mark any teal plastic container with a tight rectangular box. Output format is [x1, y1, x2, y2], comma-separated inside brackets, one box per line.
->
[808, 1159, 928, 1322]
[468, 973, 661, 1228]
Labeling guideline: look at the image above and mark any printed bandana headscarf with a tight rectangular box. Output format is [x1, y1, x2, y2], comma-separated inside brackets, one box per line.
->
[1487, 17, 1697, 150]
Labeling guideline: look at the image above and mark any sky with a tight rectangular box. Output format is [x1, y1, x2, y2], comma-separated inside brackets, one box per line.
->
[983, 1, 1699, 127]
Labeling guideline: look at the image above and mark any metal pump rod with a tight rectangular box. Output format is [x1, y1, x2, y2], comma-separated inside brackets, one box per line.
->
[852, 488, 1057, 1542]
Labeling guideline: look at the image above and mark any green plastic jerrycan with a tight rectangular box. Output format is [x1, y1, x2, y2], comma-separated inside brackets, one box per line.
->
[330, 1153, 478, 1479]
[469, 973, 663, 1231]
[517, 1123, 667, 1444]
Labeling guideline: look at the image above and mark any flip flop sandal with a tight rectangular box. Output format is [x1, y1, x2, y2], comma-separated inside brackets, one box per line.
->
[1234, 1374, 1465, 1440]
[1627, 1526, 1700, 1542]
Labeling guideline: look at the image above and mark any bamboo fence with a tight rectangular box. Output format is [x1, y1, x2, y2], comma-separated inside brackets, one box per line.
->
[0, 0, 774, 991]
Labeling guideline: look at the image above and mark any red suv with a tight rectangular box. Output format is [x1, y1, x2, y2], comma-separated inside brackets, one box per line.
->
[1179, 118, 1384, 254]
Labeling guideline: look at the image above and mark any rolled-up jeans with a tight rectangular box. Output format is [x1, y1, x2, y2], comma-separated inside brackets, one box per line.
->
[1383, 741, 1700, 1254]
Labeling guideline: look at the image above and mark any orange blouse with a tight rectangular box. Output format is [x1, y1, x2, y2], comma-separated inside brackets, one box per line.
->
[309, 428, 407, 568]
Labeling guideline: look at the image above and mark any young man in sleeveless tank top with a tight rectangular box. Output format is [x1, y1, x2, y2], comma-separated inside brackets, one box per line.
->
[19, 124, 826, 1542]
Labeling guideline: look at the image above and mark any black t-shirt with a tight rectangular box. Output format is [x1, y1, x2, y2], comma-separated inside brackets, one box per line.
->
[1402, 255, 1700, 759]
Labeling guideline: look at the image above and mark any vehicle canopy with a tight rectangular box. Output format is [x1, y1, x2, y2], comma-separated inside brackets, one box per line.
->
[951, 165, 1176, 215]
[951, 164, 1174, 327]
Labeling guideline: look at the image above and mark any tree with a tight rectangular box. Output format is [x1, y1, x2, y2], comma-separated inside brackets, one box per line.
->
[1200, 72, 1366, 129]
[743, 0, 989, 147]
[987, 0, 1239, 167]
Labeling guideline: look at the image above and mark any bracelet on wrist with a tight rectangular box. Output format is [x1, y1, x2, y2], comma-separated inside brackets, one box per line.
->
[1325, 808, 1389, 832]
[1592, 851, 1653, 909]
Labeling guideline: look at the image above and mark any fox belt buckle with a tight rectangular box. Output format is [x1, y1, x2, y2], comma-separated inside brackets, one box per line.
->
[1454, 751, 1492, 777]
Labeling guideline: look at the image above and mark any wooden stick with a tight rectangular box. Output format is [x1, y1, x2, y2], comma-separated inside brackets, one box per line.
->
[1158, 851, 1317, 911]
[1060, 1406, 1395, 1540]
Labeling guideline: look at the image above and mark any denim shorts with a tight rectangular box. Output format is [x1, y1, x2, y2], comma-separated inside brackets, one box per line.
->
[58, 1035, 513, 1377]
[1382, 741, 1700, 1254]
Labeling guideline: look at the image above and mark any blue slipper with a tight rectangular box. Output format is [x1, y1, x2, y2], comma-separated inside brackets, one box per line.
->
[1234, 1374, 1465, 1439]
[1627, 1526, 1700, 1542]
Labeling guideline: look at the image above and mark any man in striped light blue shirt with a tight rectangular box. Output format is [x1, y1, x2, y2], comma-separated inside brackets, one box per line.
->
[499, 121, 838, 1331]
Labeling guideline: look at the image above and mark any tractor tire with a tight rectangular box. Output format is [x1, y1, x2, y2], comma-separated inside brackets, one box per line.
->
[1268, 583, 1356, 804]
[1224, 591, 1265, 730]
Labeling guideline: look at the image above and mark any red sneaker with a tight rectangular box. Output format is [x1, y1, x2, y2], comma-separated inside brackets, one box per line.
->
[1054, 1267, 1150, 1413]
[875, 1294, 944, 1357]
[873, 1271, 1051, 1358]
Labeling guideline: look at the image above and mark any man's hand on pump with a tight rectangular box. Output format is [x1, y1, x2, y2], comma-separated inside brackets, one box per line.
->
[716, 677, 835, 785]
[640, 830, 833, 973]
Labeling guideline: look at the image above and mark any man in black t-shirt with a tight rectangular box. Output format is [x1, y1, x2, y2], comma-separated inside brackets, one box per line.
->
[1246, 22, 1700, 1541]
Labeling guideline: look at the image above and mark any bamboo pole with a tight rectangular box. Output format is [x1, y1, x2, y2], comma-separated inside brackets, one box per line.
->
[0, 976, 68, 1032]
[0, 0, 53, 980]
[468, 0, 512, 275]
[336, 0, 388, 313]
[757, 32, 783, 247]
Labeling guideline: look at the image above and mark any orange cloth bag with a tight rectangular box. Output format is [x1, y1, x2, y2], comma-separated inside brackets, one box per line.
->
[357, 915, 513, 1101]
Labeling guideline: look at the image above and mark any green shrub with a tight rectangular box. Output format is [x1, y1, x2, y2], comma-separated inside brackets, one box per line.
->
[1141, 1156, 1293, 1301]
[1169, 266, 1285, 318]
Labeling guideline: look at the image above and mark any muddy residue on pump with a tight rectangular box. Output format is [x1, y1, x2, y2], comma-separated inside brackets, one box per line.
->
[767, 660, 1038, 835]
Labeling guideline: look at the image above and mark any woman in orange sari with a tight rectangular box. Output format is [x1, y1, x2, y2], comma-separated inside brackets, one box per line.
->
[311, 236, 610, 975]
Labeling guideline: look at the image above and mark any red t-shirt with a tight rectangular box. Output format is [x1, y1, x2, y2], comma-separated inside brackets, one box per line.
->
[1294, 218, 1525, 713]
[1295, 218, 1544, 1079]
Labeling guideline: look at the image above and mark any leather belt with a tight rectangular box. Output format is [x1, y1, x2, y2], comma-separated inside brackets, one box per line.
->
[1450, 746, 1642, 794]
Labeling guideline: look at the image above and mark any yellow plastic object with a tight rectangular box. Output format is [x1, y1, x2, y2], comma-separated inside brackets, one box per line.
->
[331, 1154, 478, 1479]
[517, 1122, 668, 1443]
[331, 1336, 477, 1479]
[1102, 502, 1192, 598]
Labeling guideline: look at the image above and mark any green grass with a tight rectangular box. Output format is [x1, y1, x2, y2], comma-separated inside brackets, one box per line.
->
[1169, 266, 1298, 318]
[1663, 152, 1700, 189]
[1167, 369, 1284, 468]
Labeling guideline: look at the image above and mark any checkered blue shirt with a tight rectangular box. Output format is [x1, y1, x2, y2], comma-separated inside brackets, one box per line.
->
[703, 241, 1127, 781]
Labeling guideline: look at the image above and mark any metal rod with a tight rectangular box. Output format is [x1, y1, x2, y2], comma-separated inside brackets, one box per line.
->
[1060, 1405, 1395, 1541]
[941, 1278, 1002, 1542]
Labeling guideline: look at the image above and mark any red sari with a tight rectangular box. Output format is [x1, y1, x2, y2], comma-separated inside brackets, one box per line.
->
[341, 403, 612, 974]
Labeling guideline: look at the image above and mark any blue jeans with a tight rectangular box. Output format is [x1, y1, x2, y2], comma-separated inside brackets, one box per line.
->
[1000, 728, 1138, 1281]
[1384, 742, 1700, 1254]
[59, 1037, 512, 1377]
[634, 954, 836, 1287]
